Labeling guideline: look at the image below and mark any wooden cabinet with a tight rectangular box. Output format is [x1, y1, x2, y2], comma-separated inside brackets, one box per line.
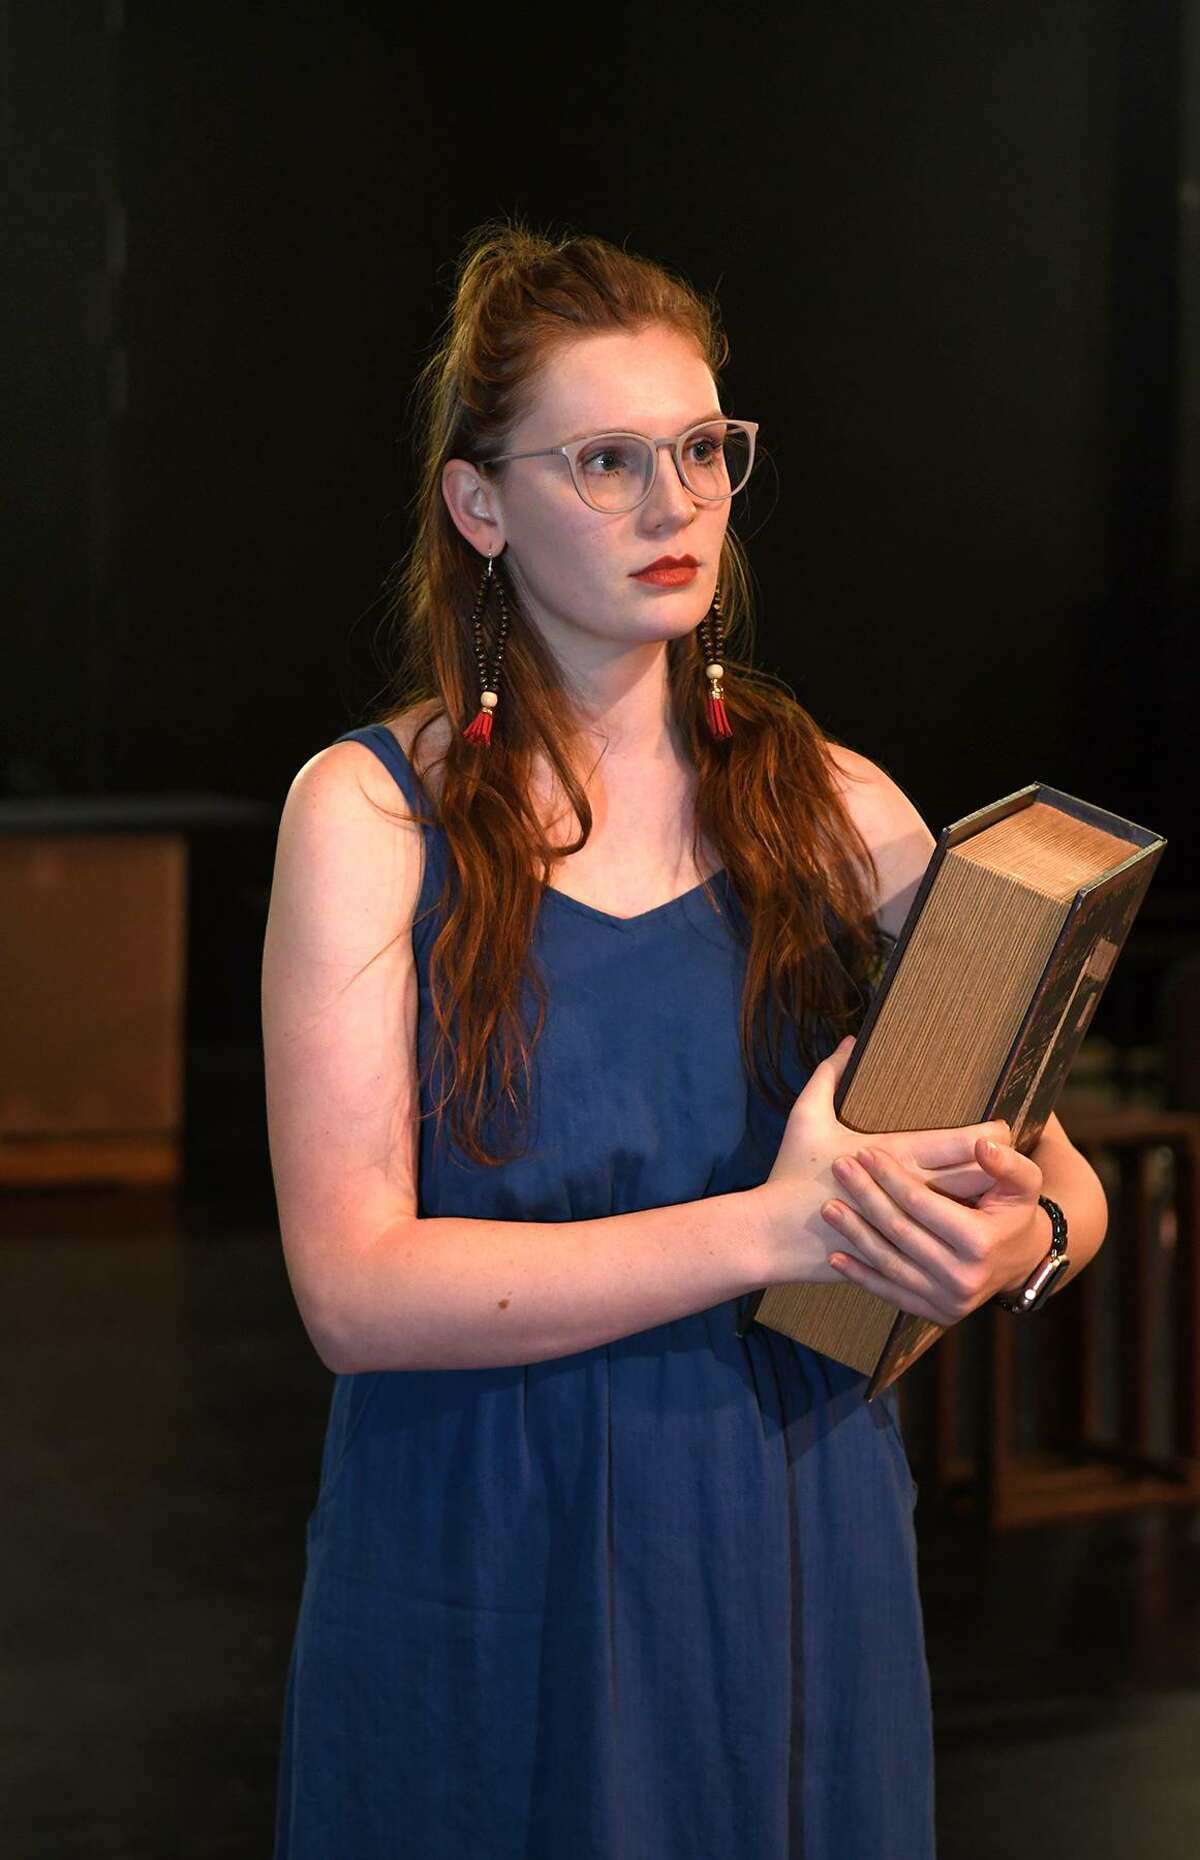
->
[0, 795, 274, 1189]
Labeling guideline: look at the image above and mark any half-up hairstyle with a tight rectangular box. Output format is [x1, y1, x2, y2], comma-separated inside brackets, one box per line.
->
[362, 218, 885, 1167]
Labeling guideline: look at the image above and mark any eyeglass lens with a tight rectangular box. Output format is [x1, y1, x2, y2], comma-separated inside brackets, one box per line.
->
[573, 422, 753, 513]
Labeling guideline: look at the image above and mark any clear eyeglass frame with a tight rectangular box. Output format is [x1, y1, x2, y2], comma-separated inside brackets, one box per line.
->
[476, 418, 759, 515]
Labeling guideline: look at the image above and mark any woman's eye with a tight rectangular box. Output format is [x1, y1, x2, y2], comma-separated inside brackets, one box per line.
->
[581, 443, 635, 475]
[687, 437, 722, 465]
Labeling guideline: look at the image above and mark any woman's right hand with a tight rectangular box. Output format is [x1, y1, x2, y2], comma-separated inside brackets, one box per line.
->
[752, 1035, 1013, 1290]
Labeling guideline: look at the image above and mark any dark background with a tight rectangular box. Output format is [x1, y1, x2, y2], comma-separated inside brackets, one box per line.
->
[4, 9, 1200, 1856]
[7, 1, 1197, 1183]
[6, 1, 1196, 810]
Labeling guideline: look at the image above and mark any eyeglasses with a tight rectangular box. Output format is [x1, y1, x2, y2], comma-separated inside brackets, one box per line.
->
[476, 418, 759, 515]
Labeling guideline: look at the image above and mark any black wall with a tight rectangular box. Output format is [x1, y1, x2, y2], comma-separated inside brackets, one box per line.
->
[6, 2, 1197, 892]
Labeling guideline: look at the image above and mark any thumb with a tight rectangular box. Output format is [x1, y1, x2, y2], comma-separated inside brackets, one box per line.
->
[799, 1034, 856, 1109]
[818, 1033, 857, 1096]
[825, 1034, 857, 1078]
[975, 1134, 1032, 1201]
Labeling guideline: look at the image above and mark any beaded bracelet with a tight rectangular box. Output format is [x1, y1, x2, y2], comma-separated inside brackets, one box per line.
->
[992, 1194, 1070, 1315]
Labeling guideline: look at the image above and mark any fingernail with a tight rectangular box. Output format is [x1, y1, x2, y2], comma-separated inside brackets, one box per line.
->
[857, 1147, 876, 1168]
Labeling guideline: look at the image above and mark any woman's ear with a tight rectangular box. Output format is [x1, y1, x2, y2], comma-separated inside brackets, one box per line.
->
[441, 459, 506, 556]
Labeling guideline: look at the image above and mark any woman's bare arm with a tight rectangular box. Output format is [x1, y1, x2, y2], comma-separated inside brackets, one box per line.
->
[318, 1189, 785, 1374]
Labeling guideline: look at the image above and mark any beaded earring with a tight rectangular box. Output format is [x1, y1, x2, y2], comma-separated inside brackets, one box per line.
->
[462, 551, 511, 747]
[698, 585, 733, 739]
[461, 558, 733, 746]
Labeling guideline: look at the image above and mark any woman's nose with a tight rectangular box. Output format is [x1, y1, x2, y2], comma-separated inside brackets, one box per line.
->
[642, 442, 696, 524]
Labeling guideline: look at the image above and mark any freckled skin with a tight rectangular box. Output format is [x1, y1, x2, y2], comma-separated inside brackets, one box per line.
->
[498, 1298, 510, 1309]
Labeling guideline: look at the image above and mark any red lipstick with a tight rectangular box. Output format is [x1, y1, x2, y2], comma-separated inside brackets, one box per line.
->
[630, 554, 699, 587]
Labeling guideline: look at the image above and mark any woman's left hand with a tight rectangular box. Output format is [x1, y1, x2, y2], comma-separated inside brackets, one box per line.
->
[821, 1135, 1046, 1327]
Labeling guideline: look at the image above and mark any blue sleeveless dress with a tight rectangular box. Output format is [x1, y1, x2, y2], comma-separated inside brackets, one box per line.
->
[273, 724, 934, 1860]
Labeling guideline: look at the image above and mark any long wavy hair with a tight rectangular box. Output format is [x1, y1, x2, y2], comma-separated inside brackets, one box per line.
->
[361, 219, 885, 1167]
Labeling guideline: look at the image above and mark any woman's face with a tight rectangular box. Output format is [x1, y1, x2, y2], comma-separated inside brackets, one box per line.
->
[446, 323, 731, 665]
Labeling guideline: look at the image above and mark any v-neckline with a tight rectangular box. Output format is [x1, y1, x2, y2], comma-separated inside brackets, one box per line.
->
[365, 724, 726, 931]
[541, 868, 728, 929]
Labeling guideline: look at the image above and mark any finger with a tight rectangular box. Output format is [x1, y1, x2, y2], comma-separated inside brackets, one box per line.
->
[826, 1154, 969, 1298]
[829, 1145, 974, 1309]
[891, 1119, 1013, 1170]
[842, 1148, 977, 1252]
[925, 1161, 995, 1201]
[973, 1137, 1044, 1203]
[821, 1197, 950, 1305]
[827, 1246, 957, 1328]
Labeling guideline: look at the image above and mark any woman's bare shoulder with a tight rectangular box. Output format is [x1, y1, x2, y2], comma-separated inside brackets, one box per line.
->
[824, 741, 930, 840]
[823, 741, 937, 939]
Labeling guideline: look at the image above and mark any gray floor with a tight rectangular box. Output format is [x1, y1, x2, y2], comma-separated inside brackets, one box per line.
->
[4, 1184, 1198, 1859]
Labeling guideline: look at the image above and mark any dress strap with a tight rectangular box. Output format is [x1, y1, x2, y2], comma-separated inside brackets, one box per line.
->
[334, 725, 435, 822]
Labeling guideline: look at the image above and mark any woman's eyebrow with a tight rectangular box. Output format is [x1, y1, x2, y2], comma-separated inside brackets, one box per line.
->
[555, 410, 725, 446]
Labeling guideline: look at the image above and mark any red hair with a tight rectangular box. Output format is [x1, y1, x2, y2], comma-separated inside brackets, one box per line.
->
[362, 220, 882, 1166]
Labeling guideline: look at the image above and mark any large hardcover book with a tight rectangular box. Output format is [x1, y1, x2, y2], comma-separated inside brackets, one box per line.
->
[736, 783, 1166, 1398]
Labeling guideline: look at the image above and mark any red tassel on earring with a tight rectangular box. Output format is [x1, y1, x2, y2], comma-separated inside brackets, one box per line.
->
[700, 590, 733, 739]
[463, 707, 494, 745]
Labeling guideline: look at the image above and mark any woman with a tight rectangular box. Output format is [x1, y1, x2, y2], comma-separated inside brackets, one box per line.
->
[261, 223, 1108, 1858]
